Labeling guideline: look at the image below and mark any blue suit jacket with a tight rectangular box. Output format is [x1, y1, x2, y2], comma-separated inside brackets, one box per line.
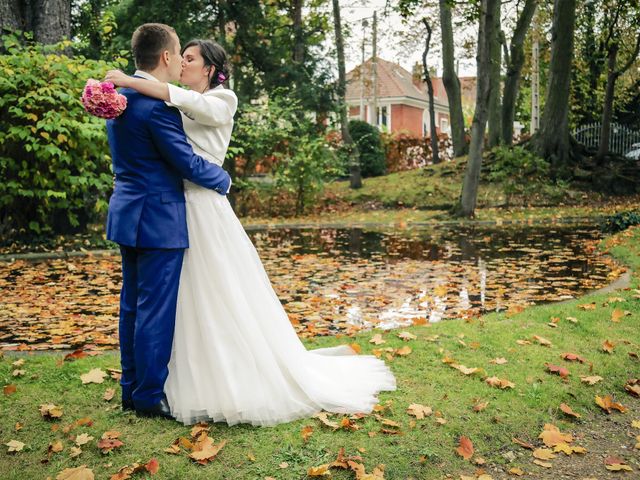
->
[106, 88, 231, 249]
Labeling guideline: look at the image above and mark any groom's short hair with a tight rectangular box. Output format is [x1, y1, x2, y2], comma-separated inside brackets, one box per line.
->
[131, 23, 177, 70]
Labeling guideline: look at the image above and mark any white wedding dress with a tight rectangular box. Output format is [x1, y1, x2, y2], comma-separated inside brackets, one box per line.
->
[162, 84, 396, 426]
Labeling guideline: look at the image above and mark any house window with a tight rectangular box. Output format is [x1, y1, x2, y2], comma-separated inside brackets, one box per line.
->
[440, 117, 450, 134]
[378, 106, 388, 128]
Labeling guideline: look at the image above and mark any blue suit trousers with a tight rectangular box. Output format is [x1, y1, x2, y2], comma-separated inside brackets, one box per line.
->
[118, 246, 184, 410]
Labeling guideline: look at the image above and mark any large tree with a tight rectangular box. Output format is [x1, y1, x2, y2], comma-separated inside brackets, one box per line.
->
[1, 0, 71, 44]
[487, 4, 502, 148]
[438, 0, 467, 157]
[454, 0, 500, 217]
[532, 0, 577, 174]
[501, 0, 537, 145]
[332, 0, 361, 188]
[422, 18, 440, 164]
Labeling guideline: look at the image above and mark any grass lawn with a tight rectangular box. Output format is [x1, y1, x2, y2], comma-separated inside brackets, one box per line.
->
[1, 228, 640, 479]
[240, 159, 640, 228]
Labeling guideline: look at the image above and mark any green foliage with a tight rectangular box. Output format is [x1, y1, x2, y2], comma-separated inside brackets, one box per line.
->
[231, 93, 340, 216]
[486, 146, 553, 206]
[601, 210, 640, 233]
[348, 120, 386, 177]
[0, 33, 127, 238]
[274, 134, 341, 215]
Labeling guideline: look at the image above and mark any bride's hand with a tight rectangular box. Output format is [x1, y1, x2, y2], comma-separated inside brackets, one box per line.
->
[105, 69, 131, 88]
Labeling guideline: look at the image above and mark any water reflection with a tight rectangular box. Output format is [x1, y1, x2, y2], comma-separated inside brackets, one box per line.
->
[249, 224, 618, 332]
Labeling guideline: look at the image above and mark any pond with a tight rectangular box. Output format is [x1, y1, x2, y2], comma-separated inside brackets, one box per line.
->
[0, 223, 623, 350]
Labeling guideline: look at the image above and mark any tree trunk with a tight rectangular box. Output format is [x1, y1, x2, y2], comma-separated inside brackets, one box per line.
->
[597, 44, 618, 160]
[501, 0, 537, 145]
[0, 0, 70, 44]
[332, 0, 361, 188]
[453, 0, 500, 217]
[487, 9, 502, 148]
[532, 0, 576, 175]
[596, 33, 640, 162]
[438, 0, 467, 157]
[422, 19, 440, 164]
[292, 0, 304, 63]
[0, 0, 23, 33]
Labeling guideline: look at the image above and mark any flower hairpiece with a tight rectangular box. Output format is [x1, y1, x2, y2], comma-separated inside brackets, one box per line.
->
[217, 72, 227, 83]
[81, 79, 127, 119]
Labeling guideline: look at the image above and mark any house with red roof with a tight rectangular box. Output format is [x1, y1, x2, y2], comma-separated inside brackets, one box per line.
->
[345, 57, 469, 139]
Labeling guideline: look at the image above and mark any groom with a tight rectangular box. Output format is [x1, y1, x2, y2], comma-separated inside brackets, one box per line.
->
[106, 23, 231, 418]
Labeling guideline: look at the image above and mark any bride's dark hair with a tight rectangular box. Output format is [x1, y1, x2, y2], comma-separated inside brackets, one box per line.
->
[181, 39, 230, 89]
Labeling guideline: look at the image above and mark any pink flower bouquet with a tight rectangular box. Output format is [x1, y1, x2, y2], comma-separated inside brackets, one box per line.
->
[81, 79, 127, 119]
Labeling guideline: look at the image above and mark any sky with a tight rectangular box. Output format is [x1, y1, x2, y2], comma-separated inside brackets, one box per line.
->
[337, 1, 478, 78]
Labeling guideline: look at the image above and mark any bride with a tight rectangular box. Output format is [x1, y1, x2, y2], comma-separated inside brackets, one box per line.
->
[105, 39, 396, 426]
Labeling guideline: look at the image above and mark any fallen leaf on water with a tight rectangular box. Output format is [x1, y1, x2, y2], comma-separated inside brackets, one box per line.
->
[580, 375, 603, 385]
[595, 395, 627, 414]
[56, 466, 94, 480]
[456, 436, 474, 460]
[559, 403, 581, 418]
[80, 368, 107, 385]
[5, 439, 25, 453]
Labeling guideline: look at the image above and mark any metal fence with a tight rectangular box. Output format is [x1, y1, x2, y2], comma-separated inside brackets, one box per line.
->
[572, 122, 640, 155]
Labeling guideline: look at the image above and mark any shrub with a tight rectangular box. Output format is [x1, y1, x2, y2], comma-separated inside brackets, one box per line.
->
[601, 210, 640, 233]
[381, 131, 452, 172]
[0, 33, 127, 239]
[348, 119, 386, 177]
[485, 146, 550, 206]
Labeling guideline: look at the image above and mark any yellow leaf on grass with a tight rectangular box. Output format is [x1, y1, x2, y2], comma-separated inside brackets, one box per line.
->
[533, 335, 552, 347]
[508, 467, 525, 476]
[602, 340, 615, 353]
[553, 443, 586, 455]
[490, 357, 508, 365]
[301, 425, 314, 442]
[485, 376, 515, 389]
[74, 433, 93, 447]
[559, 403, 581, 418]
[369, 334, 385, 345]
[595, 395, 627, 414]
[532, 459, 552, 468]
[580, 375, 603, 385]
[5, 440, 25, 452]
[538, 424, 573, 447]
[40, 403, 64, 419]
[397, 331, 417, 341]
[407, 403, 432, 419]
[80, 368, 107, 384]
[532, 448, 555, 460]
[307, 464, 331, 477]
[611, 308, 625, 322]
[395, 346, 412, 356]
[55, 466, 95, 480]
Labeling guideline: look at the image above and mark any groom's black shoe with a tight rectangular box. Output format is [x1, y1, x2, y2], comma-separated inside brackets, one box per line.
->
[122, 399, 135, 412]
[135, 398, 174, 419]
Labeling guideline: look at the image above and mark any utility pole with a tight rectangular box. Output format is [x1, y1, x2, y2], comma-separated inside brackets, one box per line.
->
[371, 10, 378, 126]
[360, 18, 368, 121]
[530, 12, 540, 133]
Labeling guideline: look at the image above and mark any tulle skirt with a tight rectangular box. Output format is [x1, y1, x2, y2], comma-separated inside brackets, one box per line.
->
[164, 184, 396, 426]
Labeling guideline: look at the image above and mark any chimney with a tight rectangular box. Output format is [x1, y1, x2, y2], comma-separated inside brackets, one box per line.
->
[412, 62, 423, 88]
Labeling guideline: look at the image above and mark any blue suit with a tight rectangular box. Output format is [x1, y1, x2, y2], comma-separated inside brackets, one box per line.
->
[106, 85, 231, 410]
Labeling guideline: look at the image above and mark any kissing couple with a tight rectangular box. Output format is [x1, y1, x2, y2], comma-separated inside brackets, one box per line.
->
[104, 23, 396, 425]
